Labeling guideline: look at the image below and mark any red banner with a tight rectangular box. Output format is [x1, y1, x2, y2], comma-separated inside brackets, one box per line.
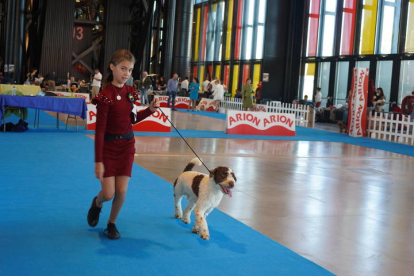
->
[347, 68, 369, 137]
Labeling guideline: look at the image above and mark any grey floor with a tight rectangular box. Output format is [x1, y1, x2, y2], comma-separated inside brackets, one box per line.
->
[130, 111, 414, 276]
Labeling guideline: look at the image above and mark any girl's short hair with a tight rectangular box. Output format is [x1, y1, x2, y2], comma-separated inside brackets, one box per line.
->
[104, 49, 136, 87]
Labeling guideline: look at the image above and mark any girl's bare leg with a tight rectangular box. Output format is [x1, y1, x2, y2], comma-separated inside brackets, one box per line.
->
[108, 176, 130, 223]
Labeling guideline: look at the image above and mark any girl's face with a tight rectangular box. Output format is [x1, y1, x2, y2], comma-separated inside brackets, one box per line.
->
[377, 89, 382, 95]
[110, 60, 134, 86]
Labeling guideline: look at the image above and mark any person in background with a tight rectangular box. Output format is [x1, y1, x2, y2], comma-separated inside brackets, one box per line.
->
[29, 68, 37, 83]
[46, 71, 57, 91]
[167, 73, 179, 111]
[158, 76, 167, 94]
[210, 77, 218, 97]
[188, 78, 200, 111]
[300, 95, 309, 105]
[242, 78, 253, 111]
[37, 73, 44, 85]
[202, 77, 210, 98]
[374, 87, 386, 113]
[315, 87, 322, 108]
[139, 71, 151, 106]
[40, 79, 49, 92]
[255, 82, 262, 104]
[292, 97, 299, 105]
[91, 68, 102, 98]
[212, 79, 224, 111]
[235, 88, 242, 99]
[180, 76, 189, 97]
[326, 96, 333, 107]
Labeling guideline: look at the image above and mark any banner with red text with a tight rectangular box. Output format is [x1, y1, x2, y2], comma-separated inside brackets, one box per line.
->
[86, 104, 171, 132]
[347, 68, 369, 137]
[132, 106, 171, 132]
[197, 98, 220, 112]
[226, 110, 295, 136]
[52, 91, 90, 102]
[154, 95, 190, 109]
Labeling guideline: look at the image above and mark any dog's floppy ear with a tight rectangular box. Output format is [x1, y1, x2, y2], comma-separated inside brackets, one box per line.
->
[209, 168, 215, 178]
[231, 172, 237, 182]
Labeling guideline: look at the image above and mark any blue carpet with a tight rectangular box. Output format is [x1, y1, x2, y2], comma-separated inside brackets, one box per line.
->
[4, 109, 413, 157]
[0, 131, 333, 275]
[177, 109, 227, 120]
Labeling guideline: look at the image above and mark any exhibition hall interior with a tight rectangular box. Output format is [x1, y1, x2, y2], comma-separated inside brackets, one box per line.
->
[1, 0, 414, 275]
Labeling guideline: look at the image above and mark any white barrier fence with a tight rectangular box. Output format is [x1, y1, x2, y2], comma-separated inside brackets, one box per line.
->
[266, 102, 311, 127]
[367, 112, 414, 145]
[219, 97, 313, 127]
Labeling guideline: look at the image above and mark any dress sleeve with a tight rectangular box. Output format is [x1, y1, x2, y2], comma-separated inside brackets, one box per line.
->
[92, 91, 114, 162]
[132, 107, 154, 124]
[95, 103, 109, 162]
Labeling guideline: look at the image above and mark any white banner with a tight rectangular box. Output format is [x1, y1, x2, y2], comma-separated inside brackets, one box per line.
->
[87, 104, 171, 132]
[197, 98, 220, 112]
[132, 106, 171, 132]
[347, 68, 369, 137]
[52, 91, 90, 102]
[226, 110, 295, 136]
[154, 95, 190, 109]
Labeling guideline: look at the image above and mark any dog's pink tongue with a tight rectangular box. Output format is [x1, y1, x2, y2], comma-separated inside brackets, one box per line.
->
[227, 189, 232, 197]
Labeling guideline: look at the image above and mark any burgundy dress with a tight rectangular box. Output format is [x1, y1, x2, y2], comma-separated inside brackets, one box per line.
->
[92, 84, 153, 177]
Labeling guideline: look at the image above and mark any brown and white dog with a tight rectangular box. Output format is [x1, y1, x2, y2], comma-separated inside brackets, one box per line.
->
[174, 158, 236, 240]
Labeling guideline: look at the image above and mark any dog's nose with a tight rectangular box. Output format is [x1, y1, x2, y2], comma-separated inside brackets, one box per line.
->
[229, 181, 234, 188]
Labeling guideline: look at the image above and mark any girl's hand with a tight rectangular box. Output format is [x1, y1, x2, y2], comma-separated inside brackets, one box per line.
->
[95, 162, 104, 181]
[149, 98, 160, 112]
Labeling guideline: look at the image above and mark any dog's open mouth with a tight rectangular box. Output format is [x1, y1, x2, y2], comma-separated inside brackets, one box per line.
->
[219, 184, 232, 197]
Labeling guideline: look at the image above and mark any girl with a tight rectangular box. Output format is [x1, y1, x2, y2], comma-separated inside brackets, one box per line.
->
[374, 87, 386, 113]
[242, 78, 253, 111]
[188, 78, 200, 111]
[87, 50, 159, 240]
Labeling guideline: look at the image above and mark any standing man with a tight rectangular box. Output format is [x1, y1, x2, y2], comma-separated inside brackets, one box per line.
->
[315, 87, 322, 108]
[167, 73, 179, 111]
[46, 71, 57, 91]
[139, 71, 152, 106]
[180, 76, 189, 96]
[91, 68, 102, 98]
[202, 77, 210, 98]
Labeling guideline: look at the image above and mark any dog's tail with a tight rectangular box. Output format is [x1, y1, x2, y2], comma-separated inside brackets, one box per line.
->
[183, 158, 202, 172]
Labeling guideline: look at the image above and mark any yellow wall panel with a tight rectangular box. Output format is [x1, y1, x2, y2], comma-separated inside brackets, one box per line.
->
[225, 0, 234, 60]
[360, 0, 378, 55]
[232, 65, 239, 97]
[194, 8, 201, 62]
[215, 65, 221, 79]
[306, 63, 315, 76]
[406, 1, 414, 52]
[253, 64, 261, 90]
[200, 65, 205, 84]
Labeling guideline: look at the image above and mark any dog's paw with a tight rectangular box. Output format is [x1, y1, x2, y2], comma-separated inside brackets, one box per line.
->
[200, 233, 210, 240]
[175, 213, 182, 219]
[182, 218, 191, 224]
[192, 226, 199, 234]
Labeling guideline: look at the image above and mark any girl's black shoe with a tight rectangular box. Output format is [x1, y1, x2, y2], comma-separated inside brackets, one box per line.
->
[104, 222, 120, 240]
[87, 196, 102, 227]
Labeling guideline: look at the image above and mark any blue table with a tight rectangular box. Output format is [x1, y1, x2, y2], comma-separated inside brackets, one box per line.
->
[0, 95, 87, 131]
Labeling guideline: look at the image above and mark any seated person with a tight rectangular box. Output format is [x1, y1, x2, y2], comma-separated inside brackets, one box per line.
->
[299, 95, 309, 105]
[40, 79, 50, 92]
[234, 89, 242, 99]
